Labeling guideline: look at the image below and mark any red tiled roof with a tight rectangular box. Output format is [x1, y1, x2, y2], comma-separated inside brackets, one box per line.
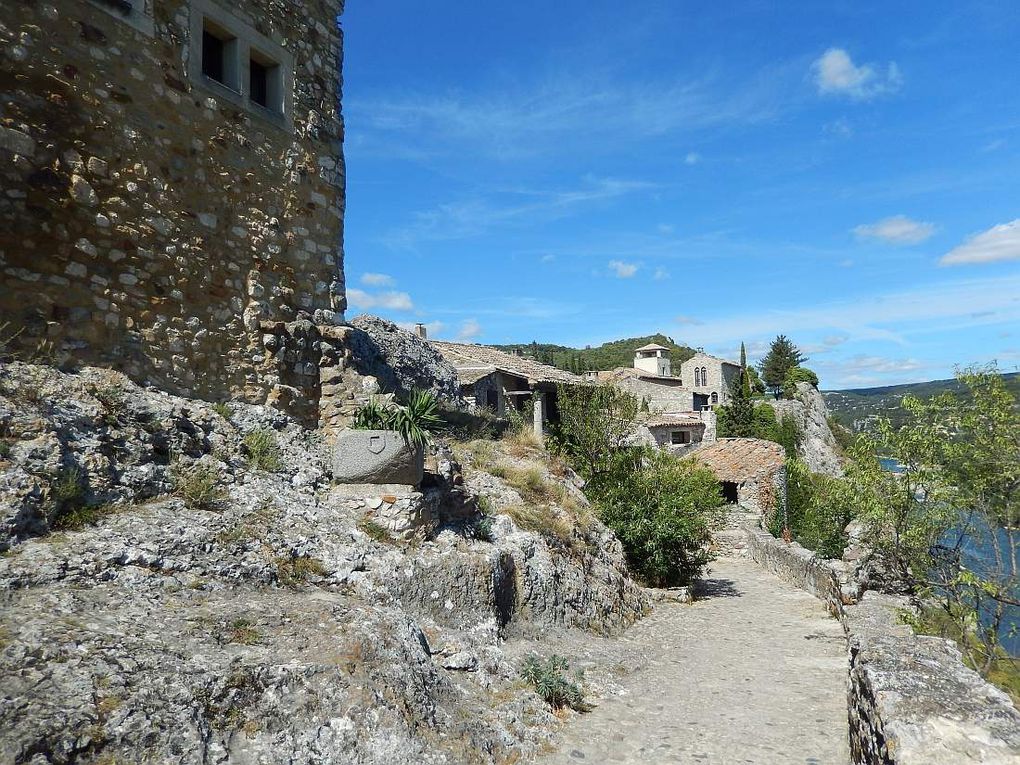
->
[686, 438, 785, 483]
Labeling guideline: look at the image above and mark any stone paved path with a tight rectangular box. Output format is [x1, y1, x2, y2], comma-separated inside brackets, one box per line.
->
[537, 556, 850, 765]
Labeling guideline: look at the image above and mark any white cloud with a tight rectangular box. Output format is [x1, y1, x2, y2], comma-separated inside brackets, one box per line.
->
[854, 215, 935, 245]
[346, 288, 415, 312]
[361, 272, 395, 286]
[812, 48, 902, 100]
[823, 118, 854, 138]
[940, 220, 1020, 266]
[456, 319, 482, 342]
[608, 260, 639, 278]
[654, 267, 670, 281]
[684, 152, 701, 165]
[657, 223, 675, 235]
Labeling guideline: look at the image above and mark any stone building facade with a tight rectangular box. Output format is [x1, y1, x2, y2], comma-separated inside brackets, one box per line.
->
[680, 351, 740, 409]
[0, 0, 347, 424]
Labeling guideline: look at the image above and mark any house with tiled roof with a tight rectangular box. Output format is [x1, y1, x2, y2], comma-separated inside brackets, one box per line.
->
[429, 340, 589, 437]
[685, 438, 787, 517]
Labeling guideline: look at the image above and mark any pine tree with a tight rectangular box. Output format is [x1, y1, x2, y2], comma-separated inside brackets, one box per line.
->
[759, 335, 807, 399]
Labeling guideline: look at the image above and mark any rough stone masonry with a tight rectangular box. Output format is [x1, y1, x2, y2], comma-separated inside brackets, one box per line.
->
[0, 0, 348, 425]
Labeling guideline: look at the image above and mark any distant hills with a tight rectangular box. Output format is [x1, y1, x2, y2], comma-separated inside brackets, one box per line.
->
[492, 334, 696, 374]
[823, 372, 1020, 432]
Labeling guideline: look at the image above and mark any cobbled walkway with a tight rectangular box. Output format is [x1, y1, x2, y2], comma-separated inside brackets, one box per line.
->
[537, 556, 850, 765]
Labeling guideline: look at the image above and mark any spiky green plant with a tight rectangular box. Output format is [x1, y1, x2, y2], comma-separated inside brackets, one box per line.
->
[351, 389, 441, 449]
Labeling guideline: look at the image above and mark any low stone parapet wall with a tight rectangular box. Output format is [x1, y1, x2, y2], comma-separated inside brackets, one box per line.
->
[742, 525, 1020, 764]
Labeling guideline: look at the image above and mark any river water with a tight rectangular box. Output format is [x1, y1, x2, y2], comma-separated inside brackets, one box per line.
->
[878, 458, 1018, 656]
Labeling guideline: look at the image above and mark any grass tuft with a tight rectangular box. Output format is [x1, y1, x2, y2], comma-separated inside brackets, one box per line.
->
[357, 516, 394, 543]
[171, 462, 228, 511]
[212, 402, 233, 419]
[275, 555, 328, 587]
[243, 428, 282, 472]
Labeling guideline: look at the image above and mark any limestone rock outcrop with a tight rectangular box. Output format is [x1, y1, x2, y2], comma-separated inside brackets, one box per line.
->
[348, 315, 461, 402]
[768, 382, 844, 476]
[0, 361, 645, 764]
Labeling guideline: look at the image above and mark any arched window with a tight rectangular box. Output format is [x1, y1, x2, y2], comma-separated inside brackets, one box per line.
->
[701, 366, 708, 385]
[711, 392, 718, 404]
[694, 368, 701, 386]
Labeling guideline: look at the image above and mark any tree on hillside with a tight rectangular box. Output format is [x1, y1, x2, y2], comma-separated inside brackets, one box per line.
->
[759, 335, 807, 399]
[554, 383, 639, 480]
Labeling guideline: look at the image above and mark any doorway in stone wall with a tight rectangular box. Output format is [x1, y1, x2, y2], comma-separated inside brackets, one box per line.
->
[721, 481, 739, 504]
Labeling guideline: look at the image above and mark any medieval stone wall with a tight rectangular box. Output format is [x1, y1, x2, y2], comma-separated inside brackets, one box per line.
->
[0, 0, 346, 411]
[680, 353, 738, 406]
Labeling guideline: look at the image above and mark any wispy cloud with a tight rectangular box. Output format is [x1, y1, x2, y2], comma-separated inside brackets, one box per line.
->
[684, 152, 701, 165]
[812, 48, 902, 100]
[676, 315, 703, 326]
[609, 260, 639, 278]
[361, 272, 395, 286]
[456, 319, 482, 342]
[383, 176, 654, 248]
[349, 64, 791, 161]
[940, 220, 1020, 266]
[854, 215, 936, 245]
[686, 274, 1020, 349]
[654, 267, 670, 281]
[347, 288, 415, 312]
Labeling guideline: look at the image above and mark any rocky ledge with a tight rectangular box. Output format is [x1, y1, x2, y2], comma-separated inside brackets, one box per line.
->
[0, 361, 647, 764]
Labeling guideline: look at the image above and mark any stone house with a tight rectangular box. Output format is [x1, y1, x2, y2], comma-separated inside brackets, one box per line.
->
[686, 438, 787, 518]
[680, 350, 741, 410]
[430, 341, 588, 437]
[642, 413, 708, 454]
[0, 0, 348, 427]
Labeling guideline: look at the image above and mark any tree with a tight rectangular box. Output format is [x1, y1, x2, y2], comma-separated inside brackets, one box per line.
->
[759, 335, 807, 399]
[723, 342, 756, 437]
[554, 383, 639, 481]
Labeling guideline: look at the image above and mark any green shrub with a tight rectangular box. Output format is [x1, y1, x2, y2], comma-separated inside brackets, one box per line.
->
[774, 458, 854, 558]
[243, 428, 282, 472]
[593, 449, 723, 586]
[470, 513, 494, 541]
[226, 618, 261, 645]
[51, 502, 120, 531]
[0, 439, 11, 460]
[171, 462, 227, 511]
[212, 403, 233, 419]
[520, 655, 590, 712]
[782, 366, 819, 399]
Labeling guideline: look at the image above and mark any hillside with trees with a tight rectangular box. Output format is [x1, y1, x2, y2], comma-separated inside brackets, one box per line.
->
[492, 334, 696, 374]
[824, 372, 1020, 432]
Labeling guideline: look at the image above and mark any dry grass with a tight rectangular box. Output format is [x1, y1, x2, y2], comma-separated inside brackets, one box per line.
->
[503, 424, 543, 457]
[503, 504, 573, 544]
[274, 555, 328, 586]
[357, 516, 394, 544]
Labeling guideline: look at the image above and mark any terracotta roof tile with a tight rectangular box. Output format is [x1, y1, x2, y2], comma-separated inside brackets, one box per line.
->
[686, 438, 785, 483]
[430, 342, 588, 386]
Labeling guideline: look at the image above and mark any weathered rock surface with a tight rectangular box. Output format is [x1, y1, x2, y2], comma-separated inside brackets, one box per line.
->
[768, 381, 844, 477]
[348, 315, 460, 402]
[0, 361, 646, 764]
[333, 428, 425, 486]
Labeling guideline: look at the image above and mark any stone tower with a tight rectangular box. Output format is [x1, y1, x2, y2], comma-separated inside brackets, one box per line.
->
[634, 343, 672, 377]
[0, 0, 347, 421]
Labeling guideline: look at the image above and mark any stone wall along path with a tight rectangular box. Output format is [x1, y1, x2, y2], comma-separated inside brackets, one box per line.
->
[537, 556, 850, 764]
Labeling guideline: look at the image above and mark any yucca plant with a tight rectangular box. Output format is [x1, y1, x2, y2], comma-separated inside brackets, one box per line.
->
[351, 389, 442, 449]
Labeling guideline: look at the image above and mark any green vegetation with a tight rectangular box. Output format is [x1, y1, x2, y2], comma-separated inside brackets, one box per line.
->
[554, 383, 722, 585]
[593, 449, 723, 586]
[772, 458, 855, 558]
[274, 555, 328, 586]
[0, 439, 10, 460]
[782, 366, 819, 399]
[759, 334, 808, 399]
[552, 383, 639, 480]
[520, 654, 591, 712]
[352, 389, 443, 449]
[226, 618, 261, 645]
[242, 428, 282, 472]
[357, 516, 394, 543]
[212, 402, 233, 419]
[846, 365, 1018, 688]
[171, 462, 228, 511]
[51, 501, 121, 532]
[824, 371, 1020, 433]
[493, 334, 695, 374]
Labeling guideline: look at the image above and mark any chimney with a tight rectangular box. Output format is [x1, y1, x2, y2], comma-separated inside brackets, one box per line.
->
[414, 323, 428, 340]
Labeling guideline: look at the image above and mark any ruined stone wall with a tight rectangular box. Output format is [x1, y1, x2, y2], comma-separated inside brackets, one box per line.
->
[0, 0, 346, 412]
[612, 375, 692, 413]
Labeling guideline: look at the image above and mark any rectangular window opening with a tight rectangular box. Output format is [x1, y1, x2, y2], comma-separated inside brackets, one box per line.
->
[249, 49, 282, 113]
[202, 20, 239, 90]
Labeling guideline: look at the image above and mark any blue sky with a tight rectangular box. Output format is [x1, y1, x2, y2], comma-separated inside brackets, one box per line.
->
[340, 1, 1020, 389]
